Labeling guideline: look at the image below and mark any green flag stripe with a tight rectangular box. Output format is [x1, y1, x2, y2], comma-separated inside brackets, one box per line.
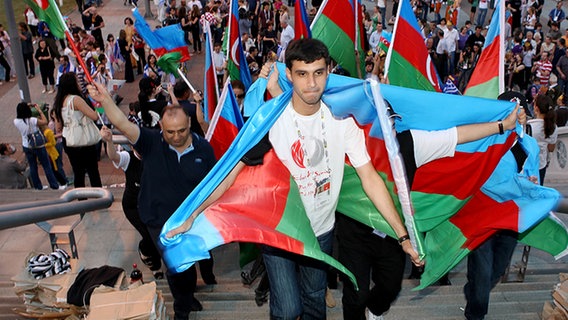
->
[388, 50, 436, 92]
[311, 16, 359, 78]
[464, 77, 500, 99]
[411, 191, 468, 232]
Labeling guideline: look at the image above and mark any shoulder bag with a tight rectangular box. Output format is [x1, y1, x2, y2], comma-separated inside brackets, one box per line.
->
[62, 95, 101, 147]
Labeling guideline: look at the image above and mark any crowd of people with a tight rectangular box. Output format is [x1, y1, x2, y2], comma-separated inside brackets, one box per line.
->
[0, 0, 565, 320]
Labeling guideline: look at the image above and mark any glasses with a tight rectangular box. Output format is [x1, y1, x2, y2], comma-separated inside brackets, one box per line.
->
[236, 93, 245, 99]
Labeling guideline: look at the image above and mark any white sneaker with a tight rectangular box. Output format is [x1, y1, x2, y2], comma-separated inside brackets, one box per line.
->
[41, 186, 48, 190]
[41, 89, 46, 93]
[58, 185, 67, 191]
[367, 309, 384, 320]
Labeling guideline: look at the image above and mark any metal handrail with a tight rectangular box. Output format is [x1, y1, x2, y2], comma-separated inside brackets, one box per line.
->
[556, 199, 568, 214]
[0, 188, 114, 230]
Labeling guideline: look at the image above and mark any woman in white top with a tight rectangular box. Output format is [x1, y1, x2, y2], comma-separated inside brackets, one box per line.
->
[13, 102, 62, 190]
[527, 94, 558, 185]
[53, 73, 102, 188]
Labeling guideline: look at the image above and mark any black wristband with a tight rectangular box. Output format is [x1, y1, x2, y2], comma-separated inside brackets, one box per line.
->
[398, 234, 410, 245]
[498, 120, 504, 135]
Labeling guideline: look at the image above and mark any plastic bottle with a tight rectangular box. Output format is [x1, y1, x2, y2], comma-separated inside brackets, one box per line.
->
[130, 263, 143, 285]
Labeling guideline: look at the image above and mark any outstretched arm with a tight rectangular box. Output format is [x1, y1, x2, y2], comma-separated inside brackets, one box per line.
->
[87, 82, 140, 143]
[456, 104, 522, 144]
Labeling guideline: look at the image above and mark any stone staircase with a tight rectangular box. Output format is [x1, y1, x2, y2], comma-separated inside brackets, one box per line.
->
[0, 258, 565, 319]
[0, 188, 566, 319]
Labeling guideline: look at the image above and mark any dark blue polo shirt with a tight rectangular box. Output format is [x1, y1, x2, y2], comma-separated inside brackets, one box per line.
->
[134, 128, 216, 228]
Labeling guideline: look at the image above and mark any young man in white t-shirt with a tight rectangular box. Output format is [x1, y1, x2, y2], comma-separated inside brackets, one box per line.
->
[168, 38, 422, 319]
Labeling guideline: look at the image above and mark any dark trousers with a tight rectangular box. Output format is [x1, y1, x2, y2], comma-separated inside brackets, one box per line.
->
[63, 143, 102, 188]
[23, 53, 35, 76]
[148, 225, 198, 319]
[123, 53, 134, 82]
[0, 55, 11, 81]
[191, 28, 202, 52]
[40, 67, 55, 86]
[123, 199, 162, 271]
[464, 231, 517, 320]
[135, 47, 146, 75]
[336, 214, 406, 319]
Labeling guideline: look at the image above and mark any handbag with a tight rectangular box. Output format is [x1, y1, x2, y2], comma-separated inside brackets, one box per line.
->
[62, 95, 101, 147]
[26, 121, 46, 149]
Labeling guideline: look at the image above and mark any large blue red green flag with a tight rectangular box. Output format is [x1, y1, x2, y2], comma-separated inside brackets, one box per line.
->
[203, 22, 220, 123]
[160, 71, 566, 289]
[385, 0, 442, 92]
[464, 0, 505, 98]
[132, 8, 190, 62]
[205, 80, 244, 159]
[294, 0, 312, 40]
[23, 0, 66, 39]
[226, 0, 252, 89]
[310, 0, 365, 78]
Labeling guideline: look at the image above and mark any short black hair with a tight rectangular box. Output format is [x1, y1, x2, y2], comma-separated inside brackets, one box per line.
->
[284, 38, 330, 70]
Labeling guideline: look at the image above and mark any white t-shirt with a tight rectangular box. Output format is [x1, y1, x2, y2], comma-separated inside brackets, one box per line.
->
[445, 28, 459, 52]
[113, 150, 131, 171]
[411, 127, 458, 167]
[13, 118, 39, 149]
[269, 102, 370, 236]
[280, 25, 295, 51]
[528, 119, 558, 169]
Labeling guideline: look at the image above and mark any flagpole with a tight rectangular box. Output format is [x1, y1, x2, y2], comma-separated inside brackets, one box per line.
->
[384, 0, 404, 81]
[205, 22, 221, 98]
[309, 0, 328, 29]
[369, 79, 424, 259]
[177, 69, 196, 93]
[498, 0, 505, 96]
[354, 0, 362, 79]
[205, 79, 230, 141]
[50, 0, 94, 83]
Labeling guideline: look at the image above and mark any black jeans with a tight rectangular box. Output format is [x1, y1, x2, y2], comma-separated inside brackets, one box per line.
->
[63, 143, 102, 188]
[464, 231, 517, 320]
[23, 53, 35, 76]
[336, 214, 406, 319]
[147, 225, 198, 319]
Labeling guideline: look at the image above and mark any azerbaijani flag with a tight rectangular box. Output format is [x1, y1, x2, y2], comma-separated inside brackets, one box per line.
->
[378, 30, 392, 55]
[160, 70, 565, 289]
[23, 0, 66, 39]
[203, 22, 220, 123]
[132, 8, 190, 62]
[294, 0, 312, 40]
[205, 80, 244, 159]
[226, 0, 252, 89]
[311, 0, 365, 78]
[385, 0, 442, 92]
[464, 0, 505, 98]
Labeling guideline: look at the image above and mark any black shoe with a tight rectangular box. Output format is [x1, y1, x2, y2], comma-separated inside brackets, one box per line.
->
[436, 274, 452, 286]
[153, 271, 164, 280]
[241, 271, 253, 285]
[115, 95, 124, 105]
[203, 276, 217, 285]
[255, 288, 269, 307]
[190, 297, 203, 311]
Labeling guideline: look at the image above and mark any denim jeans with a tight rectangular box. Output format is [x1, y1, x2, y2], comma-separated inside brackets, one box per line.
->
[263, 229, 334, 320]
[379, 6, 387, 28]
[54, 142, 68, 185]
[24, 146, 60, 189]
[477, 8, 488, 26]
[464, 231, 517, 320]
